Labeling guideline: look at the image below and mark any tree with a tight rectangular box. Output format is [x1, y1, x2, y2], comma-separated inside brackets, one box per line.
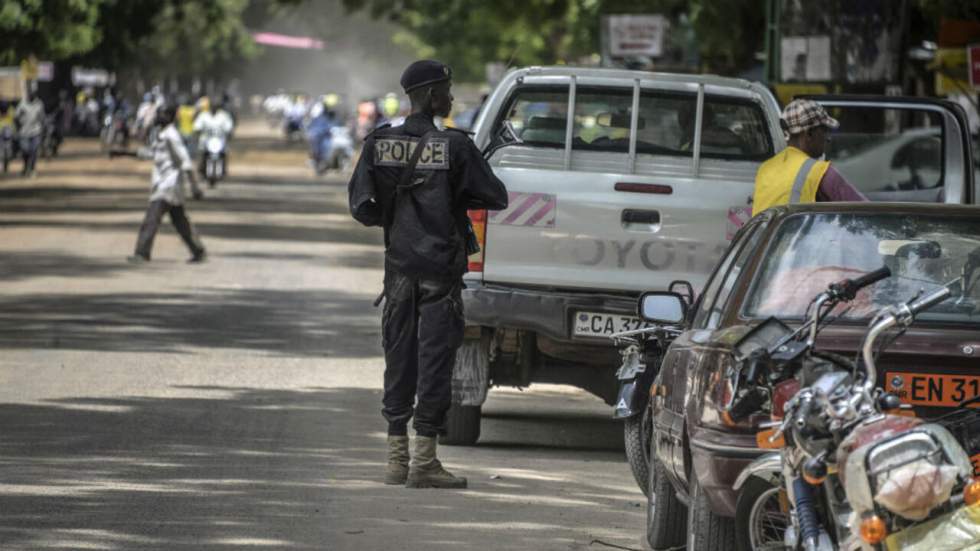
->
[338, 0, 766, 81]
[0, 0, 104, 64]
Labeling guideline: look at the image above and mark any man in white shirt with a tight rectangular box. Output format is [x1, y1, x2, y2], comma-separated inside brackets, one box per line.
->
[15, 87, 45, 177]
[128, 104, 206, 263]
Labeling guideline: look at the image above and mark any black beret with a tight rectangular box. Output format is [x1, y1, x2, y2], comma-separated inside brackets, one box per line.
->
[400, 60, 452, 93]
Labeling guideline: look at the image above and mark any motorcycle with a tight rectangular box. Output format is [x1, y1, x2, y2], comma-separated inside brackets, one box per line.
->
[312, 126, 354, 174]
[41, 114, 61, 159]
[608, 282, 692, 495]
[729, 263, 980, 550]
[101, 112, 129, 154]
[1, 125, 15, 173]
[284, 114, 304, 142]
[202, 134, 227, 188]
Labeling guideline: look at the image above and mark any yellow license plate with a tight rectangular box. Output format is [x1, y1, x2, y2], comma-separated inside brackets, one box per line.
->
[885, 372, 980, 408]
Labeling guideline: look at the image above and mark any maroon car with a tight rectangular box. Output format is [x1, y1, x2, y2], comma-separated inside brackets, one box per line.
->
[641, 203, 980, 551]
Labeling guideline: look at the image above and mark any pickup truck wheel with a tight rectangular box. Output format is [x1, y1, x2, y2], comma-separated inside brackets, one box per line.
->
[623, 408, 651, 496]
[687, 474, 736, 550]
[647, 456, 686, 549]
[440, 404, 481, 446]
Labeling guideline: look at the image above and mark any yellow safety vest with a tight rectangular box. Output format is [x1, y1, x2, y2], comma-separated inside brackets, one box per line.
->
[752, 146, 830, 216]
[176, 105, 197, 136]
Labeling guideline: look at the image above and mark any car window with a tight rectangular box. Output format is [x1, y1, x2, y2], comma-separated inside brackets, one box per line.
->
[693, 223, 759, 328]
[573, 88, 632, 152]
[632, 93, 772, 160]
[705, 226, 766, 328]
[743, 212, 980, 325]
[495, 85, 773, 161]
[496, 87, 568, 148]
[825, 107, 946, 203]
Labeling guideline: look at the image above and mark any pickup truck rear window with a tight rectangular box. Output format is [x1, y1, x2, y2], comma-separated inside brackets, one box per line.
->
[494, 85, 772, 161]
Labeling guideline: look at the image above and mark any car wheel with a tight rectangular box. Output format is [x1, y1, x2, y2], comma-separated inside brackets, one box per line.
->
[647, 456, 686, 549]
[440, 404, 481, 446]
[736, 475, 790, 551]
[688, 473, 736, 550]
[624, 408, 651, 496]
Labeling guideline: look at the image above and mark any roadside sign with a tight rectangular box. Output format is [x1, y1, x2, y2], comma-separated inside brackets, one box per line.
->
[969, 44, 980, 89]
[607, 15, 668, 57]
[36, 62, 54, 82]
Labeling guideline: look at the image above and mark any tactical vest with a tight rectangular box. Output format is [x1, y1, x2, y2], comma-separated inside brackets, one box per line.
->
[752, 146, 829, 216]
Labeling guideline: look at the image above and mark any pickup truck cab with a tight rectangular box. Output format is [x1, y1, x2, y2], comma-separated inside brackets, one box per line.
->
[445, 66, 977, 446]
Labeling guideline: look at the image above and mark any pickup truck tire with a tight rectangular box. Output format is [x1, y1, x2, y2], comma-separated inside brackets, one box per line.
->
[646, 456, 686, 549]
[687, 474, 736, 550]
[439, 404, 481, 446]
[624, 409, 651, 496]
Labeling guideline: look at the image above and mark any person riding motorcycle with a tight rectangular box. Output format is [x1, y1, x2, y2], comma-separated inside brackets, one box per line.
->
[192, 96, 234, 181]
[306, 96, 339, 167]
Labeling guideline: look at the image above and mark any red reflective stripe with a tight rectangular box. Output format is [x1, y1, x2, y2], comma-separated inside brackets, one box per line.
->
[614, 183, 673, 194]
[467, 209, 487, 272]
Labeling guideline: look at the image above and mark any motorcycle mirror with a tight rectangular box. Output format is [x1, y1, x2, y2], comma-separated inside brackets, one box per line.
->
[637, 292, 686, 325]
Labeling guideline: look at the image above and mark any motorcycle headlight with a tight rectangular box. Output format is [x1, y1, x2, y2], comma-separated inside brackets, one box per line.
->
[868, 432, 959, 521]
[843, 422, 974, 522]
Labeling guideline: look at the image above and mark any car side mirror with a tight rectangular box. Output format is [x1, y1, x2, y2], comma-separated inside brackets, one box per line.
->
[638, 292, 686, 325]
[668, 280, 695, 309]
[482, 120, 523, 159]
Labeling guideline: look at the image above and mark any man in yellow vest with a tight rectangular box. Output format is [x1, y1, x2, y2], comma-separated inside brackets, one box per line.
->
[753, 99, 866, 215]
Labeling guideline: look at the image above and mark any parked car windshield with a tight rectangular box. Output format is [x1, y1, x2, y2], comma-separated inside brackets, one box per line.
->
[743, 212, 980, 325]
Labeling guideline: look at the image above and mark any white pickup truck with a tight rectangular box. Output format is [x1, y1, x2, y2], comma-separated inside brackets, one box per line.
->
[443, 66, 978, 445]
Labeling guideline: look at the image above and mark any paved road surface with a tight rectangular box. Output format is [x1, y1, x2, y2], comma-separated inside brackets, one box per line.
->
[0, 127, 647, 551]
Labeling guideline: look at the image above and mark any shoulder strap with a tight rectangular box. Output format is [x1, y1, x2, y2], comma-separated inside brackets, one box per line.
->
[789, 157, 817, 204]
[383, 131, 437, 245]
[398, 131, 436, 189]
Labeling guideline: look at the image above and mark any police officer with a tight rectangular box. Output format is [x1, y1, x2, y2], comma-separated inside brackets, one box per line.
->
[752, 99, 866, 215]
[348, 60, 508, 488]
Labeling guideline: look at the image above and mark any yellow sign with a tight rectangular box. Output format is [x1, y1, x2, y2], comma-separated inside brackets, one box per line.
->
[19, 56, 38, 81]
[932, 48, 972, 95]
[773, 83, 829, 108]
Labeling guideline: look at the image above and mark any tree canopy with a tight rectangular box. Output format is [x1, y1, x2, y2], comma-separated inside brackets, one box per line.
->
[339, 0, 766, 80]
[0, 0, 303, 81]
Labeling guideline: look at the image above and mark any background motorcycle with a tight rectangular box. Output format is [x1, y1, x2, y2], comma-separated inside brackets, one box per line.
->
[311, 126, 354, 175]
[1, 125, 16, 173]
[608, 303, 684, 495]
[202, 135, 227, 188]
[40, 114, 61, 159]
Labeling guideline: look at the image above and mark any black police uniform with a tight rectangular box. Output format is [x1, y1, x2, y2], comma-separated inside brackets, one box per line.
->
[348, 64, 508, 437]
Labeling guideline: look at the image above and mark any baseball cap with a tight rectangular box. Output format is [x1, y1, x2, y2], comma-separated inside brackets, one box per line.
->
[782, 99, 839, 135]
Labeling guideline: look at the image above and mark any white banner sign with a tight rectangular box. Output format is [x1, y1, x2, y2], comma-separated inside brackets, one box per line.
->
[608, 15, 668, 57]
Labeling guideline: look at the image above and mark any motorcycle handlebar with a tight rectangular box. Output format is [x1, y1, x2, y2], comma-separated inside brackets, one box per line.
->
[906, 286, 952, 316]
[832, 266, 892, 301]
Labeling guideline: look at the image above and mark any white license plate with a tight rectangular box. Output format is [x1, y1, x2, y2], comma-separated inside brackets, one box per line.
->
[572, 311, 649, 338]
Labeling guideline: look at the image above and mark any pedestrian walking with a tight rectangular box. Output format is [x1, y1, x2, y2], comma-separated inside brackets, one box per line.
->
[128, 104, 206, 264]
[348, 60, 508, 489]
[752, 99, 867, 215]
[14, 86, 45, 178]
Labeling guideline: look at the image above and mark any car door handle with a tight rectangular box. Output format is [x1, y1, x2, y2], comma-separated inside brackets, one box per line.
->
[622, 209, 660, 225]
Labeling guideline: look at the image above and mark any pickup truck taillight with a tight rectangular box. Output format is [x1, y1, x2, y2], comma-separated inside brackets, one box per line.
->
[467, 209, 487, 272]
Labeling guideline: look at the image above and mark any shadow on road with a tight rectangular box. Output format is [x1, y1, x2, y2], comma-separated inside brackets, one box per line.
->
[0, 288, 381, 357]
[0, 252, 129, 282]
[0, 386, 637, 551]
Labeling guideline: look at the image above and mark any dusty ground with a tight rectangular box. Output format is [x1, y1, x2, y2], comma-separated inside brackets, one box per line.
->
[0, 125, 648, 551]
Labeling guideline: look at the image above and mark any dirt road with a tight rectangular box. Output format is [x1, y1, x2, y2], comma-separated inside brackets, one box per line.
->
[0, 127, 648, 551]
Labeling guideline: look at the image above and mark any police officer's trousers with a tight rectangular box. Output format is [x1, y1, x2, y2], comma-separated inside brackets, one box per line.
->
[381, 270, 464, 437]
